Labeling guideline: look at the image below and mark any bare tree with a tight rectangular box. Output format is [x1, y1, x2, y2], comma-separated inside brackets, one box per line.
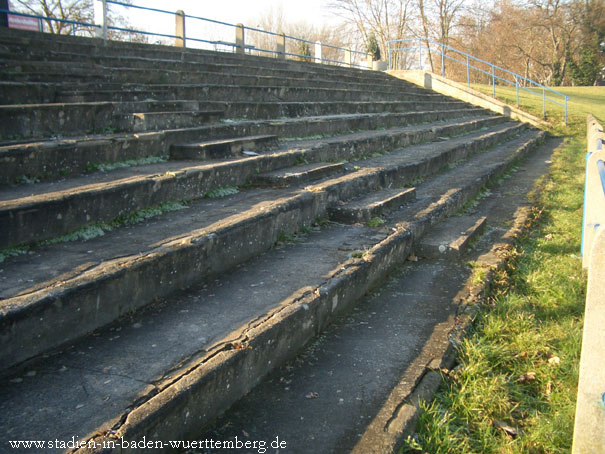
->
[12, 0, 93, 34]
[329, 0, 414, 62]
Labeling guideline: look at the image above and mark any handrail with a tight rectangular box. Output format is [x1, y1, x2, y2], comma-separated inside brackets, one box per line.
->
[3, 0, 370, 69]
[387, 38, 569, 124]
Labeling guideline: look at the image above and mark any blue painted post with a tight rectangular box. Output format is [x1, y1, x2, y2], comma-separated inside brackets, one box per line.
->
[441, 43, 445, 76]
[466, 55, 470, 87]
[492, 64, 495, 98]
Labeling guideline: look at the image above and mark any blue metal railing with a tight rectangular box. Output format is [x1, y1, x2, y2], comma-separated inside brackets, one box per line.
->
[387, 38, 569, 124]
[3, 1, 368, 68]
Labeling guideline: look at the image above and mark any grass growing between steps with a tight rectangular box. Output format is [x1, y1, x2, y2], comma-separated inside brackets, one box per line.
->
[401, 93, 603, 453]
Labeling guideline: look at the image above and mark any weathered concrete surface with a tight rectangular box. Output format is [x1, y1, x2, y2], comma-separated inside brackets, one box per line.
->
[170, 134, 278, 161]
[0, 108, 486, 185]
[416, 215, 487, 258]
[390, 70, 547, 128]
[191, 137, 559, 454]
[0, 129, 545, 454]
[329, 187, 417, 223]
[0, 124, 535, 370]
[573, 227, 605, 454]
[0, 115, 504, 249]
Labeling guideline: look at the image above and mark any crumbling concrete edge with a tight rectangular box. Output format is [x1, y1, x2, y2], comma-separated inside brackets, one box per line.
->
[356, 160, 547, 454]
[68, 131, 544, 454]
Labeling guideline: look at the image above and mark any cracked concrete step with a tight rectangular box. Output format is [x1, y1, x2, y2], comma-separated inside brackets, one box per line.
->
[0, 99, 471, 141]
[0, 124, 540, 371]
[50, 85, 445, 105]
[119, 109, 225, 133]
[254, 162, 346, 188]
[0, 127, 546, 453]
[416, 215, 487, 258]
[195, 141, 558, 454]
[0, 32, 418, 88]
[170, 135, 279, 161]
[328, 187, 417, 223]
[0, 109, 488, 185]
[0, 116, 505, 249]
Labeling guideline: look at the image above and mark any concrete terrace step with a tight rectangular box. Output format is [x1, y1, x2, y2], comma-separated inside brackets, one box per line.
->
[170, 135, 279, 161]
[0, 127, 546, 453]
[0, 107, 490, 185]
[0, 115, 505, 249]
[0, 99, 469, 141]
[120, 110, 225, 133]
[416, 215, 487, 258]
[0, 122, 535, 370]
[328, 187, 418, 223]
[254, 162, 346, 188]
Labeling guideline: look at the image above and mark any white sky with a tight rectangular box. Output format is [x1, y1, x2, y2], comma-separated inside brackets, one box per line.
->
[120, 0, 341, 36]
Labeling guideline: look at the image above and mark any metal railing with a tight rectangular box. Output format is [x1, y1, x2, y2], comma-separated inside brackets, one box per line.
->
[1, 0, 370, 69]
[387, 38, 569, 124]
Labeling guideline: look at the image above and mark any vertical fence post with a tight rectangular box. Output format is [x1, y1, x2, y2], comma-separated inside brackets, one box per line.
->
[515, 75, 519, 106]
[175, 10, 185, 47]
[542, 86, 545, 119]
[387, 42, 391, 70]
[418, 38, 422, 69]
[94, 0, 107, 41]
[466, 55, 470, 87]
[315, 41, 322, 64]
[492, 64, 496, 98]
[441, 43, 445, 76]
[565, 96, 568, 125]
[276, 32, 285, 60]
[345, 47, 352, 68]
[235, 23, 245, 55]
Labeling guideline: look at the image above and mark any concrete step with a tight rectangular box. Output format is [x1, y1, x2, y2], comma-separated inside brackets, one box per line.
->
[0, 108, 489, 185]
[0, 127, 547, 452]
[254, 162, 346, 188]
[416, 215, 487, 258]
[0, 116, 506, 249]
[50, 84, 442, 105]
[0, 99, 468, 141]
[119, 109, 225, 133]
[170, 135, 279, 161]
[0, 122, 533, 370]
[328, 187, 418, 224]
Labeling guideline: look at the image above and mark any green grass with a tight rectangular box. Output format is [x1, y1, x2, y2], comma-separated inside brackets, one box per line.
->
[400, 86, 605, 453]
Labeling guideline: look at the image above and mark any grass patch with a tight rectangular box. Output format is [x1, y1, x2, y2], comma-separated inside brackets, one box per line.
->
[400, 87, 604, 453]
[0, 201, 188, 262]
[86, 155, 168, 173]
[204, 186, 239, 198]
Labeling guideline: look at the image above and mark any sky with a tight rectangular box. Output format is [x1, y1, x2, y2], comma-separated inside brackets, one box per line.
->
[120, 0, 341, 38]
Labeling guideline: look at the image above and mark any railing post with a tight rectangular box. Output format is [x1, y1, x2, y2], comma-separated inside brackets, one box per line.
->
[466, 55, 470, 87]
[276, 32, 285, 60]
[565, 96, 568, 125]
[418, 38, 422, 69]
[235, 23, 245, 55]
[441, 43, 445, 76]
[515, 75, 519, 106]
[542, 86, 545, 119]
[387, 42, 391, 70]
[315, 41, 322, 64]
[94, 0, 107, 41]
[345, 47, 352, 68]
[175, 10, 185, 48]
[492, 64, 496, 98]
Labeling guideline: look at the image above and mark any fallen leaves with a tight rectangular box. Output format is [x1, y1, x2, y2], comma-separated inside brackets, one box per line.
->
[518, 372, 537, 383]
